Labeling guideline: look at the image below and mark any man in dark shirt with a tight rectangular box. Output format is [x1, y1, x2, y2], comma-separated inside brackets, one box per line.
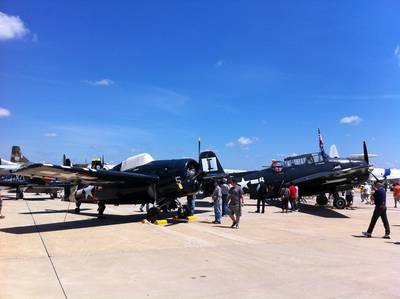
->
[256, 181, 266, 213]
[362, 183, 390, 239]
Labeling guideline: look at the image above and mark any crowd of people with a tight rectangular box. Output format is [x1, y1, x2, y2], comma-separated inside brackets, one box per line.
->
[205, 179, 301, 229]
[1, 179, 398, 239]
[194, 178, 398, 238]
[210, 178, 244, 228]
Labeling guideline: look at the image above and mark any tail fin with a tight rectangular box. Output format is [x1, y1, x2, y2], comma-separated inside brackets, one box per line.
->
[199, 151, 225, 174]
[10, 146, 29, 164]
[63, 154, 71, 166]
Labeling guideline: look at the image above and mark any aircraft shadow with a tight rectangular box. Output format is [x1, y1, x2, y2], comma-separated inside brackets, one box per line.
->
[0, 212, 149, 235]
[2, 209, 211, 234]
[265, 199, 349, 218]
[297, 204, 349, 218]
[385, 241, 400, 245]
[19, 208, 91, 215]
[195, 201, 213, 208]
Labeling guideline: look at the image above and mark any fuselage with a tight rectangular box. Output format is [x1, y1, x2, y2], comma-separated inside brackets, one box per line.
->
[232, 153, 370, 198]
[77, 158, 200, 205]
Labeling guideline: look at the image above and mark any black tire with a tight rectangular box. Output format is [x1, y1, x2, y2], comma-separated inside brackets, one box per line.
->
[147, 207, 161, 223]
[51, 191, 58, 199]
[74, 207, 81, 214]
[316, 194, 328, 206]
[177, 205, 189, 219]
[16, 191, 24, 200]
[333, 197, 346, 209]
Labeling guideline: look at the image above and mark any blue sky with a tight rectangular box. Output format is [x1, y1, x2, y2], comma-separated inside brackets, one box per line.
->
[0, 1, 399, 169]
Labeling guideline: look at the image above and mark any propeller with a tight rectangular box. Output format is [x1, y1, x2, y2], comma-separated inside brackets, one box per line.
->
[363, 141, 369, 165]
[369, 170, 381, 183]
[362, 141, 382, 183]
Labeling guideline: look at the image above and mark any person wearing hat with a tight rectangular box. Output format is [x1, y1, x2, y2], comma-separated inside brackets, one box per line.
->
[220, 178, 230, 216]
[228, 179, 244, 229]
[362, 182, 391, 239]
[211, 181, 222, 224]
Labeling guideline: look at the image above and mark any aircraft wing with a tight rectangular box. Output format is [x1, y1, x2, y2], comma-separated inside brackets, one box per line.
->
[14, 163, 159, 186]
[290, 171, 333, 185]
[291, 165, 368, 185]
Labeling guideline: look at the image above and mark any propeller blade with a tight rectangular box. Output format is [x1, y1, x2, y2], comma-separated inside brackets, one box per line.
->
[369, 170, 381, 183]
[363, 141, 369, 165]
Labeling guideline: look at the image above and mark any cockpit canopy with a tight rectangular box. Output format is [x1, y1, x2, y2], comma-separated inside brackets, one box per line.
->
[284, 152, 324, 167]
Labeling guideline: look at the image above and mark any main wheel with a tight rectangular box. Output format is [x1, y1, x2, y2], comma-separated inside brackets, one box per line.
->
[147, 207, 161, 223]
[333, 197, 346, 209]
[16, 191, 24, 200]
[316, 194, 328, 206]
[177, 205, 189, 219]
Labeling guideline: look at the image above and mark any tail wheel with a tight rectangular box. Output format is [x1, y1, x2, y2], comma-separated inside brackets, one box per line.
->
[17, 191, 24, 200]
[333, 197, 346, 209]
[147, 207, 161, 223]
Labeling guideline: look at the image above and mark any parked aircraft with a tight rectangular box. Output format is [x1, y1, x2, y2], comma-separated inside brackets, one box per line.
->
[370, 167, 400, 184]
[15, 151, 223, 222]
[226, 130, 371, 209]
[0, 146, 30, 176]
[1, 146, 66, 199]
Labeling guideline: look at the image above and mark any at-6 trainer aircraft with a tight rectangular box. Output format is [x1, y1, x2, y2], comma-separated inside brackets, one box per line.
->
[15, 151, 223, 222]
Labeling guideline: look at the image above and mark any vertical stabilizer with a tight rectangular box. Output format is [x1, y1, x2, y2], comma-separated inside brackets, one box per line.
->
[10, 146, 29, 164]
[199, 151, 225, 174]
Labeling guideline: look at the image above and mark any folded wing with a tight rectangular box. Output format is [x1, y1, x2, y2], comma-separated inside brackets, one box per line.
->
[14, 163, 159, 186]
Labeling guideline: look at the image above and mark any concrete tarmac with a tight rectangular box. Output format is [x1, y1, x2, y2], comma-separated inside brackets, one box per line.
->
[1, 191, 399, 299]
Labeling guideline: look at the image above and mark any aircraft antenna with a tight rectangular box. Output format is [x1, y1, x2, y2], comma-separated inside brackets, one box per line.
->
[198, 137, 201, 158]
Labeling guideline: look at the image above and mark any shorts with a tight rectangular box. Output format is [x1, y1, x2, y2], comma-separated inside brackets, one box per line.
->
[229, 205, 241, 217]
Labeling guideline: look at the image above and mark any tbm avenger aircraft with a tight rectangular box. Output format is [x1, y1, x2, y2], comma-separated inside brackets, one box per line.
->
[14, 151, 223, 222]
[228, 130, 371, 209]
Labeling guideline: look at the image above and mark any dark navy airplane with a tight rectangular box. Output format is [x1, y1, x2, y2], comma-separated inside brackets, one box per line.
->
[227, 131, 371, 209]
[15, 151, 223, 222]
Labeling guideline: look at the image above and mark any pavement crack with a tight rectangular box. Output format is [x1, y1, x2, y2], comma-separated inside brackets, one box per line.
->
[25, 200, 68, 299]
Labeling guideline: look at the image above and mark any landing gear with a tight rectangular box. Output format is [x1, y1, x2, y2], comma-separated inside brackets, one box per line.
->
[74, 201, 81, 214]
[177, 205, 189, 219]
[316, 193, 328, 206]
[146, 207, 161, 223]
[97, 202, 106, 218]
[333, 197, 346, 209]
[16, 187, 24, 199]
[50, 191, 58, 199]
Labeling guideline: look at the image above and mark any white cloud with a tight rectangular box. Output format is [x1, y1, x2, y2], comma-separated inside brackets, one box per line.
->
[0, 12, 29, 41]
[226, 136, 258, 148]
[0, 107, 11, 117]
[340, 115, 363, 125]
[395, 45, 400, 66]
[215, 60, 224, 68]
[85, 79, 114, 86]
[44, 132, 57, 138]
[238, 136, 258, 145]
